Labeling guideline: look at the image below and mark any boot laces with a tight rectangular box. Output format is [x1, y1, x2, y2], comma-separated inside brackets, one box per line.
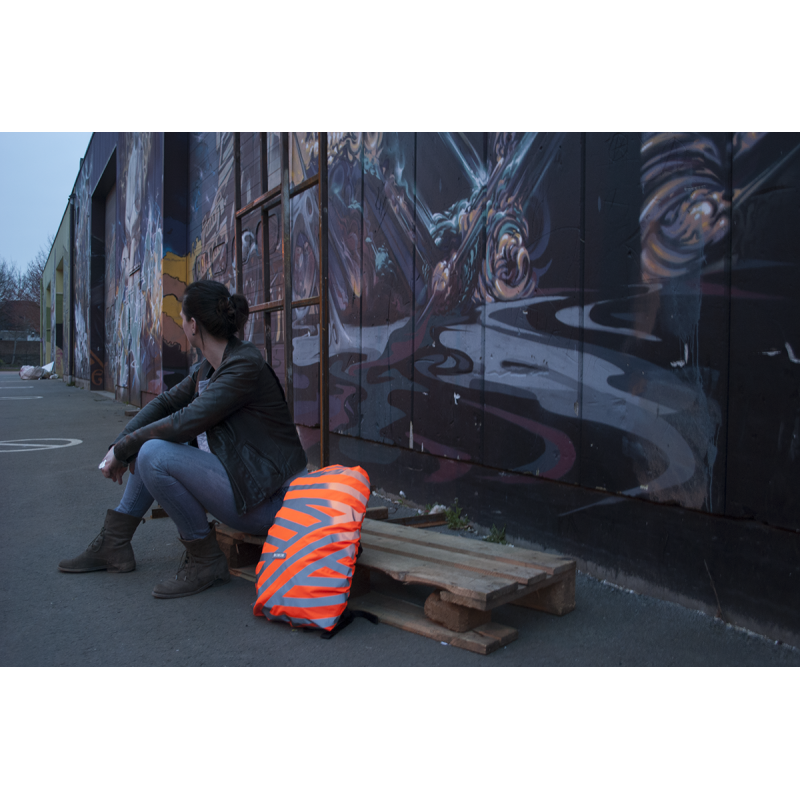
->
[175, 549, 197, 581]
[88, 530, 107, 552]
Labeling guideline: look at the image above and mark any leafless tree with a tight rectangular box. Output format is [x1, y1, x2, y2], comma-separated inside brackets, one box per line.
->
[0, 256, 19, 298]
[17, 235, 54, 305]
[1, 237, 52, 366]
[0, 256, 20, 331]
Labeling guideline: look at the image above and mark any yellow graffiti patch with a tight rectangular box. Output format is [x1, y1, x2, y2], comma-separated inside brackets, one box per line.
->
[162, 251, 190, 281]
[163, 294, 183, 324]
[161, 252, 191, 325]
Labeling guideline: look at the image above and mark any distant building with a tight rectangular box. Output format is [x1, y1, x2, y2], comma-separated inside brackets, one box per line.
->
[0, 299, 41, 366]
[40, 202, 72, 375]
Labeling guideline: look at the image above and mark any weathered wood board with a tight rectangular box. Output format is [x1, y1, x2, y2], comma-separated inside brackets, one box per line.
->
[348, 592, 518, 655]
[217, 516, 576, 654]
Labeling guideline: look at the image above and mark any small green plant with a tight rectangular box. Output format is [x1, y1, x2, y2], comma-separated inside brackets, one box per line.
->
[446, 498, 470, 530]
[485, 524, 507, 545]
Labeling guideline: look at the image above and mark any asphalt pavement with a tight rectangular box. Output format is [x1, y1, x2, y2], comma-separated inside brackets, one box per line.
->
[1, 368, 798, 667]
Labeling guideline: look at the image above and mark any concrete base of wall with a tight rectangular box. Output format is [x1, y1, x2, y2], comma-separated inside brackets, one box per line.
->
[115, 387, 138, 406]
[306, 427, 800, 650]
[569, 557, 799, 650]
[65, 375, 91, 391]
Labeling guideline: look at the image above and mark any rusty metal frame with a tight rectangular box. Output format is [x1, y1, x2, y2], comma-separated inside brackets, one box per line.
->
[318, 133, 329, 467]
[232, 132, 330, 467]
[233, 133, 243, 293]
[259, 133, 272, 367]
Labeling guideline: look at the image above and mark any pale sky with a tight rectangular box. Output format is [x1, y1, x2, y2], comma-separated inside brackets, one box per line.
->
[0, 132, 92, 271]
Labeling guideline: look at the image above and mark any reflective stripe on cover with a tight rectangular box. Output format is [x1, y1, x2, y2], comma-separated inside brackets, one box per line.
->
[253, 464, 371, 631]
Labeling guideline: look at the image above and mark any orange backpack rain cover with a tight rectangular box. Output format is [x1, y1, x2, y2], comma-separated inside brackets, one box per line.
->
[253, 465, 371, 631]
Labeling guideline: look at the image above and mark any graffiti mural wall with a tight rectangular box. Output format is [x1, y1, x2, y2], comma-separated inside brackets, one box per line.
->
[183, 132, 796, 535]
[72, 159, 94, 383]
[115, 132, 165, 401]
[71, 131, 797, 538]
[188, 132, 236, 289]
[70, 133, 186, 403]
[727, 132, 800, 529]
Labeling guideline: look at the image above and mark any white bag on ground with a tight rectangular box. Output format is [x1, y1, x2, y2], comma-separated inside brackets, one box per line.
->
[19, 361, 54, 380]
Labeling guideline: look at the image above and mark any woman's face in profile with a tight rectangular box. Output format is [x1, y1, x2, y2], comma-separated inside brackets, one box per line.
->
[180, 310, 201, 349]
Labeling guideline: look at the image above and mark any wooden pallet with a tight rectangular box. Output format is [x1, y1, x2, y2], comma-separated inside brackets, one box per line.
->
[214, 516, 575, 656]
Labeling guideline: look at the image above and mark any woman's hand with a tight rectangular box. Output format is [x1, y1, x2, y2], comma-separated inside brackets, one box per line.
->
[100, 446, 128, 485]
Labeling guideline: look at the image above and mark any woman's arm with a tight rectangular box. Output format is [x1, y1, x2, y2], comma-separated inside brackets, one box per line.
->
[112, 352, 260, 464]
[111, 366, 201, 452]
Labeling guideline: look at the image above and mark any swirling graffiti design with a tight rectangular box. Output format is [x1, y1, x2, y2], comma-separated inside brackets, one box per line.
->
[427, 133, 561, 312]
[640, 133, 730, 280]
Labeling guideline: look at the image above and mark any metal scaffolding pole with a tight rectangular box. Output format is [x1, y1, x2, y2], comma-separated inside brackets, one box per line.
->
[233, 132, 330, 463]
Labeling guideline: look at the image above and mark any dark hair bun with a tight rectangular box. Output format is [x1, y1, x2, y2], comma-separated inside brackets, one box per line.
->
[229, 294, 249, 332]
[182, 280, 250, 339]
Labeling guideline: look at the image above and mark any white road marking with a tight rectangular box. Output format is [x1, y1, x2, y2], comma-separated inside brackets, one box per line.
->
[0, 438, 83, 452]
[1, 396, 43, 399]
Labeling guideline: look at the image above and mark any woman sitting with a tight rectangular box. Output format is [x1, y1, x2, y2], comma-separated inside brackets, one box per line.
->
[58, 279, 308, 599]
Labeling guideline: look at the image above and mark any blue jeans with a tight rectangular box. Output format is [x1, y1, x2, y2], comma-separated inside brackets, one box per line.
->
[116, 440, 293, 540]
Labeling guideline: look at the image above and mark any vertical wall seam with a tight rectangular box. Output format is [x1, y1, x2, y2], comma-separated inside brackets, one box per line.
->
[722, 131, 735, 517]
[480, 131, 488, 469]
[578, 132, 586, 489]
[410, 131, 417, 452]
[359, 132, 365, 442]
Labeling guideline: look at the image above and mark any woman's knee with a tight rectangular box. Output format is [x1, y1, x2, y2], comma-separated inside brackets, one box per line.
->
[136, 439, 172, 474]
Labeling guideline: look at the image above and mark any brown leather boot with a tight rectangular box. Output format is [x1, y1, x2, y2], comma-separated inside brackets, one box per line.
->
[151, 525, 231, 599]
[58, 509, 140, 573]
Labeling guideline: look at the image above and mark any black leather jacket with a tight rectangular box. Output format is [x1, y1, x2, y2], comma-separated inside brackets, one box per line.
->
[113, 337, 307, 515]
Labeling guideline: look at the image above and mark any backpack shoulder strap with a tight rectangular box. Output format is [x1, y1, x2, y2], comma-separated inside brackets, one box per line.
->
[194, 360, 210, 395]
[320, 608, 379, 640]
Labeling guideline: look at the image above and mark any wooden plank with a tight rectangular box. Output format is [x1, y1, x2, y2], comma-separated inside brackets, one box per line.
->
[363, 518, 573, 574]
[348, 592, 517, 655]
[385, 512, 447, 528]
[361, 531, 546, 587]
[229, 564, 256, 582]
[357, 547, 520, 605]
[364, 506, 389, 520]
[439, 572, 561, 611]
[362, 518, 573, 575]
[511, 565, 576, 616]
[424, 591, 491, 632]
[214, 523, 265, 546]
